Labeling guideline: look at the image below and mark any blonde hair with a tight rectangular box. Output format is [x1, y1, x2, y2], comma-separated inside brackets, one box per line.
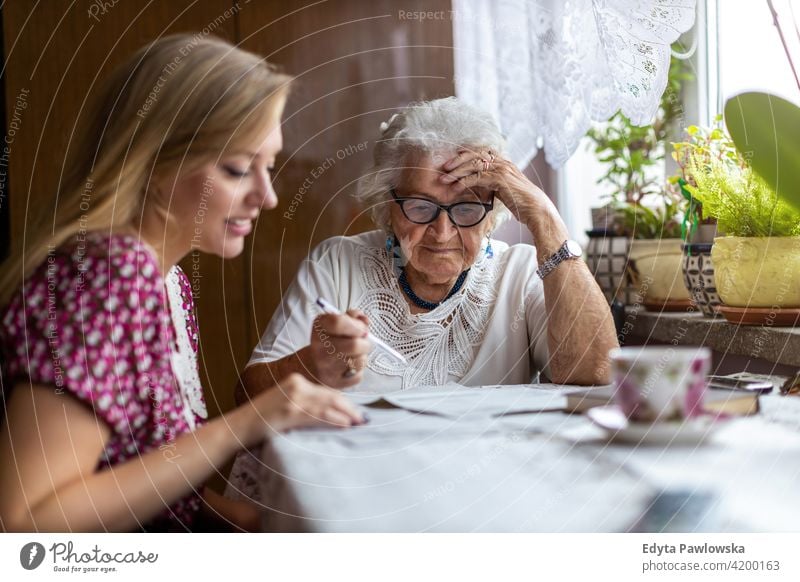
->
[0, 33, 292, 306]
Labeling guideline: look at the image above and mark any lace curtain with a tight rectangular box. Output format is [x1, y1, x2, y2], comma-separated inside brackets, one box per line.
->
[453, 0, 697, 169]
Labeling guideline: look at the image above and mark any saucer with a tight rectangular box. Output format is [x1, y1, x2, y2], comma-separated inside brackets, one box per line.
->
[716, 305, 800, 326]
[586, 405, 723, 445]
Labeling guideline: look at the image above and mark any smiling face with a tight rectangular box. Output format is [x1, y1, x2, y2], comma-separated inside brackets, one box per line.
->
[389, 150, 495, 286]
[162, 123, 283, 260]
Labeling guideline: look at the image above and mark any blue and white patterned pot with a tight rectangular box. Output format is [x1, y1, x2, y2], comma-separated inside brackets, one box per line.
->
[682, 243, 721, 317]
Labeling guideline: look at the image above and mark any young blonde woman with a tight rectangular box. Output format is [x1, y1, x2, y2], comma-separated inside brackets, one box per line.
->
[0, 34, 365, 532]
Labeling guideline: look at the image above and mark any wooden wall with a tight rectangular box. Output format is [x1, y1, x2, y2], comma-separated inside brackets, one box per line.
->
[2, 0, 456, 417]
[4, 1, 555, 424]
[237, 0, 456, 372]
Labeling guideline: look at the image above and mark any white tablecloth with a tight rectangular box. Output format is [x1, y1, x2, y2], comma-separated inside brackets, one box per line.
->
[256, 386, 800, 532]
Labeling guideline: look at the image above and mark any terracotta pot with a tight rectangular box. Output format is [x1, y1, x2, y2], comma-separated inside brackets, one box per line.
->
[627, 239, 691, 306]
[682, 243, 721, 317]
[711, 236, 800, 307]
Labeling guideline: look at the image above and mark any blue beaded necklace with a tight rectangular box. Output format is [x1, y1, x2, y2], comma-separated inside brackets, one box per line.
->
[398, 267, 470, 311]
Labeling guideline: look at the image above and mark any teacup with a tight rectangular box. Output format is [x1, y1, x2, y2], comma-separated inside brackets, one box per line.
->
[609, 346, 711, 422]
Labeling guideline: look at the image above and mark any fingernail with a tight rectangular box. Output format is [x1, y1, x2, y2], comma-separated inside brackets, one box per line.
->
[440, 174, 456, 183]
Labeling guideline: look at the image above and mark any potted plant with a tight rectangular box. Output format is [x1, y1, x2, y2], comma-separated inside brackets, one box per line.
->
[622, 186, 692, 310]
[707, 10, 800, 325]
[682, 123, 800, 324]
[669, 118, 737, 317]
[585, 52, 692, 308]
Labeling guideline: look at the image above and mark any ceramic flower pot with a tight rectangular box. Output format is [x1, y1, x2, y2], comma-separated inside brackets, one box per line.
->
[584, 230, 632, 304]
[627, 238, 692, 308]
[682, 243, 722, 317]
[711, 236, 800, 307]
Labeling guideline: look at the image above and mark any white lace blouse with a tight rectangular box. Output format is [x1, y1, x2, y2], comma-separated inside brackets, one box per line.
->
[249, 230, 551, 391]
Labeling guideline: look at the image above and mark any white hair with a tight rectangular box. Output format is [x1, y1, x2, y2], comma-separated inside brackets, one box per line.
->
[355, 97, 511, 233]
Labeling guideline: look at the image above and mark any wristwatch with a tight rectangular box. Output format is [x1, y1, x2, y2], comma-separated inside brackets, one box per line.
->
[536, 239, 583, 279]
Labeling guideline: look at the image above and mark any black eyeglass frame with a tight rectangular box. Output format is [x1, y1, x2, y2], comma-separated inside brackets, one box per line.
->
[390, 189, 495, 228]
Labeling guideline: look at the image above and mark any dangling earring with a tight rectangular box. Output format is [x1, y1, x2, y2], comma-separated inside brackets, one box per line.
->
[386, 234, 404, 274]
[485, 235, 494, 259]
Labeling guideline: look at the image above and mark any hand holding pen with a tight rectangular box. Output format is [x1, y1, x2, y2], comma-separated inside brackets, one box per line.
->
[303, 298, 406, 389]
[316, 297, 407, 363]
[301, 300, 370, 388]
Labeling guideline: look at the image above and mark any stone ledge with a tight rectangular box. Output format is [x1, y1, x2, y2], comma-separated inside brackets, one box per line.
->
[623, 309, 800, 367]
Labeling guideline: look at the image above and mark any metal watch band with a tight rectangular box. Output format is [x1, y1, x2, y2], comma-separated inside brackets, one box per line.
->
[536, 240, 579, 279]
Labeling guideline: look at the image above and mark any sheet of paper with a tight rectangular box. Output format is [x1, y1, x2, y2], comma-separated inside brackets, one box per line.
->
[313, 407, 509, 441]
[345, 384, 567, 419]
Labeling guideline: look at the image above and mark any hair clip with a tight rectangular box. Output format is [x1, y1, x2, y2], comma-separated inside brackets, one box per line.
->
[379, 113, 399, 133]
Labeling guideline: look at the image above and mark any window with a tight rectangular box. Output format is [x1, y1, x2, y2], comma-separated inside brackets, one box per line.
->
[716, 0, 799, 107]
[557, 0, 800, 243]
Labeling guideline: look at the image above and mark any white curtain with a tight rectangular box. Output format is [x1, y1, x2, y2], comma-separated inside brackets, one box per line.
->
[453, 0, 697, 169]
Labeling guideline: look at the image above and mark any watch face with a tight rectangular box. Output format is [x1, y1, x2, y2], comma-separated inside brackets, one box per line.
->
[566, 240, 583, 258]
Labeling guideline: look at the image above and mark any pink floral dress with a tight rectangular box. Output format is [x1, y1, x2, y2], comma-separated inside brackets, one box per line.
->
[0, 232, 206, 531]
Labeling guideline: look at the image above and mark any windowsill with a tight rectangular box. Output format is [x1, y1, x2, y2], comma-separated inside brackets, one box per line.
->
[623, 309, 800, 368]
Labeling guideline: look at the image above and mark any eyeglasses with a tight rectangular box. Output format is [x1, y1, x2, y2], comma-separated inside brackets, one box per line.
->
[390, 189, 494, 228]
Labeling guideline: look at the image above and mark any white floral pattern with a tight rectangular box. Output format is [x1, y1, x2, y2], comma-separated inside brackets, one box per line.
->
[453, 0, 697, 168]
[166, 267, 207, 428]
[356, 242, 500, 389]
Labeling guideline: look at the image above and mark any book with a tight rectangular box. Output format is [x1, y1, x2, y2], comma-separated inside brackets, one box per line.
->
[565, 384, 760, 416]
[720, 371, 800, 395]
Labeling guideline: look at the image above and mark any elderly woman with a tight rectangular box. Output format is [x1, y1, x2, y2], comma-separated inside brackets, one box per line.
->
[225, 97, 616, 504]
[236, 97, 617, 398]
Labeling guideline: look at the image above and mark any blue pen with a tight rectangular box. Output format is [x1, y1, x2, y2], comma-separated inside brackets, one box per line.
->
[315, 297, 408, 365]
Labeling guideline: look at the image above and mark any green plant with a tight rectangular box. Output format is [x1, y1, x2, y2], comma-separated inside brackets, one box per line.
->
[586, 49, 693, 237]
[669, 116, 741, 239]
[725, 92, 800, 211]
[671, 116, 742, 182]
[683, 145, 800, 237]
[618, 184, 684, 239]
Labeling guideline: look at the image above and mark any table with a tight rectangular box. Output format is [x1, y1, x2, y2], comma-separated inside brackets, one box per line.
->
[256, 385, 800, 532]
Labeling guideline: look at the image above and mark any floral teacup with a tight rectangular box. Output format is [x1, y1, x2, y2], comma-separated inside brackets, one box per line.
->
[609, 346, 711, 423]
